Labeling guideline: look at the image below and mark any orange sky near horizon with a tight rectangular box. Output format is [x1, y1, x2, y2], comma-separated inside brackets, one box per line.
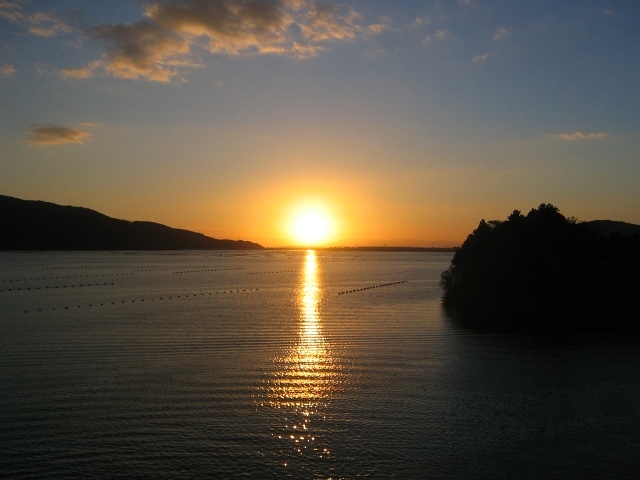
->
[1, 1, 639, 248]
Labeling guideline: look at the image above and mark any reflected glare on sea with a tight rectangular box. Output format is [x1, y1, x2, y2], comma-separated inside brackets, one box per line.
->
[1, 250, 640, 479]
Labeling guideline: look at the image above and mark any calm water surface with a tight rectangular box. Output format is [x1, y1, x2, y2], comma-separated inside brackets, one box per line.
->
[1, 250, 639, 478]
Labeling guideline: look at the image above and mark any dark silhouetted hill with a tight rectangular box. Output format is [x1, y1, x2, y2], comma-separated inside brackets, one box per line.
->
[440, 204, 640, 333]
[0, 195, 263, 251]
[585, 220, 640, 237]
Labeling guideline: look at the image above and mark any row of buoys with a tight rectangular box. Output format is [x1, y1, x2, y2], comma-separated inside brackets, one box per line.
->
[246, 270, 295, 275]
[173, 268, 246, 274]
[44, 265, 127, 270]
[2, 267, 249, 284]
[140, 266, 245, 271]
[2, 273, 135, 283]
[2, 263, 52, 267]
[1, 282, 115, 293]
[22, 288, 260, 313]
[337, 280, 407, 295]
[375, 270, 419, 276]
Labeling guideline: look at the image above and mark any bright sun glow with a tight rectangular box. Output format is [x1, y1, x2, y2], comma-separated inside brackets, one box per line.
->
[289, 206, 334, 245]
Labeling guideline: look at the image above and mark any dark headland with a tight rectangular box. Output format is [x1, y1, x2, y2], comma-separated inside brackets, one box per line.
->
[0, 195, 263, 251]
[440, 204, 640, 333]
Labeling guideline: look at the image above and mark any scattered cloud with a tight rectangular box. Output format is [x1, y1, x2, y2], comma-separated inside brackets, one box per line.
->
[549, 132, 608, 141]
[421, 28, 449, 47]
[300, 2, 360, 42]
[0, 1, 21, 22]
[0, 1, 71, 37]
[65, 0, 386, 83]
[603, 9, 614, 16]
[493, 27, 508, 41]
[410, 16, 430, 29]
[28, 125, 91, 145]
[0, 63, 16, 77]
[472, 52, 488, 63]
[436, 29, 450, 41]
[60, 60, 102, 79]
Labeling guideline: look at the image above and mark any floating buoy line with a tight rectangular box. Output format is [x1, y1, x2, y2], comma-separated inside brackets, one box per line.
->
[2, 273, 135, 283]
[1, 282, 115, 293]
[173, 268, 245, 274]
[21, 287, 260, 313]
[246, 270, 295, 275]
[2, 267, 247, 284]
[374, 269, 420, 276]
[2, 263, 54, 267]
[337, 280, 407, 295]
[43, 265, 128, 270]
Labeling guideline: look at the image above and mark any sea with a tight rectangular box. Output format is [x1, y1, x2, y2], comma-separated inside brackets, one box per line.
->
[1, 250, 639, 479]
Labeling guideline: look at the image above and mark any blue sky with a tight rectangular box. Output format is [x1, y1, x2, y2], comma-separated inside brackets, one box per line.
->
[1, 0, 638, 246]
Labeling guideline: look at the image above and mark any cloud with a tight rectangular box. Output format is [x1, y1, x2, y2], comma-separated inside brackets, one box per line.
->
[0, 1, 21, 22]
[549, 132, 608, 141]
[0, 1, 71, 36]
[28, 125, 91, 145]
[436, 29, 450, 41]
[493, 27, 508, 41]
[410, 16, 430, 29]
[300, 2, 363, 42]
[60, 62, 95, 78]
[472, 53, 488, 63]
[0, 63, 16, 77]
[420, 28, 450, 47]
[71, 0, 385, 83]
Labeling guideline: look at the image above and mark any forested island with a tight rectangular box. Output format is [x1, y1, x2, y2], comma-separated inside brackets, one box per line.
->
[440, 204, 640, 333]
[0, 195, 263, 250]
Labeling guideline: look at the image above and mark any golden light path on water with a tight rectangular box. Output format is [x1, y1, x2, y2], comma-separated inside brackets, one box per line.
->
[263, 250, 342, 463]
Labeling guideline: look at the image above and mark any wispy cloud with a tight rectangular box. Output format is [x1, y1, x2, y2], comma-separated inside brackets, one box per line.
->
[0, 1, 22, 22]
[0, 62, 16, 77]
[493, 27, 509, 41]
[549, 132, 608, 141]
[0, 1, 71, 37]
[410, 16, 430, 29]
[436, 29, 450, 41]
[60, 67, 94, 79]
[28, 125, 91, 145]
[65, 0, 385, 83]
[472, 53, 488, 63]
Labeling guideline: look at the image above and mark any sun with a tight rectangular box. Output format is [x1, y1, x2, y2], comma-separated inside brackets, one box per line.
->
[288, 205, 334, 246]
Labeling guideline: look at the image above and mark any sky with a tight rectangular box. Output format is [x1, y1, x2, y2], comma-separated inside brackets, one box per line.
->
[1, 0, 638, 247]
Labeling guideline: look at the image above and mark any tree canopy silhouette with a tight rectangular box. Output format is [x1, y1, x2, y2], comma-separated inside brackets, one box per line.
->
[441, 204, 640, 332]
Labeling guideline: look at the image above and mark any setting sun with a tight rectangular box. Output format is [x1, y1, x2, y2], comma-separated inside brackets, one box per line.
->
[288, 205, 335, 246]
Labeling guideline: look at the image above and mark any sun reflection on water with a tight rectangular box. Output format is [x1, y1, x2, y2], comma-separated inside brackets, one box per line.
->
[262, 250, 342, 464]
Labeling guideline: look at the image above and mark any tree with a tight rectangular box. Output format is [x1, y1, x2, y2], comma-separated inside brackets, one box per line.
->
[441, 204, 640, 332]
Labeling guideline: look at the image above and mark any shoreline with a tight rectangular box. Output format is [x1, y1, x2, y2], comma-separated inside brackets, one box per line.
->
[267, 246, 459, 252]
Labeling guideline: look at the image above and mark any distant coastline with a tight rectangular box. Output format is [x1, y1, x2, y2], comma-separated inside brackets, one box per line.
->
[0, 195, 263, 251]
[269, 246, 458, 252]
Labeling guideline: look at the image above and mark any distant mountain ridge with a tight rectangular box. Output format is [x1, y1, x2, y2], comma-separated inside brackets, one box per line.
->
[0, 195, 263, 251]
[584, 220, 640, 237]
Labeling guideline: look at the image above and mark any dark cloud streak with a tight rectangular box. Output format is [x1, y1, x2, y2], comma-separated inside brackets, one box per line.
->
[28, 125, 91, 145]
